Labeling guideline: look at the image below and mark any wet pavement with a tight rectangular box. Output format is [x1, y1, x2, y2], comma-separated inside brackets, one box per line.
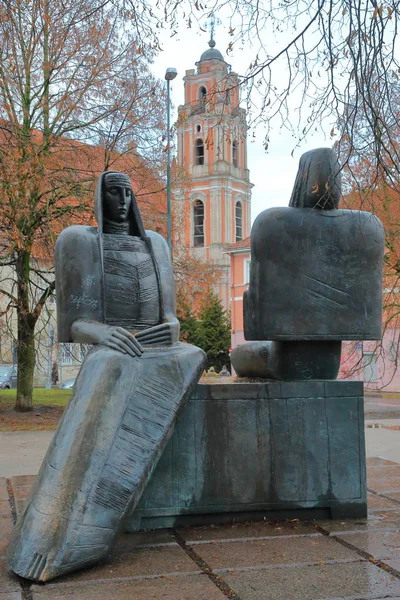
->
[2, 389, 400, 599]
[365, 393, 400, 420]
[3, 457, 400, 599]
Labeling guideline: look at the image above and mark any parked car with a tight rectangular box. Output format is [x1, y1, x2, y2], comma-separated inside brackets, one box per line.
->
[59, 379, 75, 390]
[0, 364, 18, 389]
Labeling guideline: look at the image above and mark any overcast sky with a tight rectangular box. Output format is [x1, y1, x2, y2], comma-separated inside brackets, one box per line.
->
[151, 20, 335, 223]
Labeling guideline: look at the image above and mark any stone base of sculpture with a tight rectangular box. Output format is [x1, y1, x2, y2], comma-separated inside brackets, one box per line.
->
[125, 380, 367, 532]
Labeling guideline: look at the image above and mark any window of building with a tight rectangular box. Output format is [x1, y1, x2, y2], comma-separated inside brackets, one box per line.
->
[235, 201, 242, 242]
[244, 259, 251, 284]
[193, 200, 204, 247]
[389, 340, 398, 362]
[79, 344, 91, 363]
[47, 293, 56, 307]
[232, 140, 238, 168]
[195, 139, 204, 165]
[60, 343, 73, 365]
[196, 124, 201, 133]
[225, 89, 230, 105]
[363, 352, 379, 382]
[199, 86, 207, 101]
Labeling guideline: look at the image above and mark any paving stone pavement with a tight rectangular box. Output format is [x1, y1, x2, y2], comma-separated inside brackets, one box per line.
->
[4, 459, 400, 599]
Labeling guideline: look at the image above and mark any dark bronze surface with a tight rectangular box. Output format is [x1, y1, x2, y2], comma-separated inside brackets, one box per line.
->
[233, 147, 384, 380]
[126, 380, 367, 530]
[8, 172, 206, 582]
[231, 341, 342, 380]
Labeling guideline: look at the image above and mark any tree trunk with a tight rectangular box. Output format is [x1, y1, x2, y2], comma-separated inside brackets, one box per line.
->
[15, 315, 36, 412]
[15, 249, 36, 412]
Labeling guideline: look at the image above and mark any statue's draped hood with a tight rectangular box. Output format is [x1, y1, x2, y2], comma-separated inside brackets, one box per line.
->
[289, 148, 341, 210]
[95, 171, 147, 237]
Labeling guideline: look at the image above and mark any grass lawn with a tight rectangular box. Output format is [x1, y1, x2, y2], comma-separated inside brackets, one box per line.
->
[0, 388, 72, 431]
[0, 388, 72, 407]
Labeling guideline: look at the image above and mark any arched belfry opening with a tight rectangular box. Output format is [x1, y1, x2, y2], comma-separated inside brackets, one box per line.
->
[199, 86, 207, 101]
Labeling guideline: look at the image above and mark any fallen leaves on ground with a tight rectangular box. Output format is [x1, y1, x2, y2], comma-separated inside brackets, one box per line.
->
[0, 389, 71, 431]
[0, 404, 65, 431]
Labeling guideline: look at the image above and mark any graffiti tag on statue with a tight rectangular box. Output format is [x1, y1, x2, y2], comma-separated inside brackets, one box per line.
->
[69, 293, 98, 309]
[84, 275, 95, 289]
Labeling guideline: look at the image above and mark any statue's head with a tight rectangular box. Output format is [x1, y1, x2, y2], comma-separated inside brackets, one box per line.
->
[289, 148, 341, 209]
[102, 172, 132, 223]
[95, 171, 146, 237]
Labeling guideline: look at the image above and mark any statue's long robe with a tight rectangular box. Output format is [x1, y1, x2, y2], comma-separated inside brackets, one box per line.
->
[8, 224, 206, 582]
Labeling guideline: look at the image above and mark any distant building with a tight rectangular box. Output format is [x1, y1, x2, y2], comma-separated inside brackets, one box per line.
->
[338, 189, 400, 392]
[174, 37, 252, 309]
[339, 291, 400, 392]
[224, 237, 251, 349]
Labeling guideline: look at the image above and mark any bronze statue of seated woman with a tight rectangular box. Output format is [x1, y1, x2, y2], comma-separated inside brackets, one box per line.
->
[8, 171, 206, 582]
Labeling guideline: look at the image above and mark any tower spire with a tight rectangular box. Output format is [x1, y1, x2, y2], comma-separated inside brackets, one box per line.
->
[209, 12, 216, 47]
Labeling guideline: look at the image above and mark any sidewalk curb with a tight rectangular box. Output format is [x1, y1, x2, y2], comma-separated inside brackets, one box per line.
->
[365, 392, 400, 399]
[366, 423, 400, 430]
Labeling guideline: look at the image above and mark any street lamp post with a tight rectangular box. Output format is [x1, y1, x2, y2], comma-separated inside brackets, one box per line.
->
[164, 67, 177, 253]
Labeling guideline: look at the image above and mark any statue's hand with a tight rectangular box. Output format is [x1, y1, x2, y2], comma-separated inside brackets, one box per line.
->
[135, 321, 178, 346]
[99, 326, 144, 357]
[71, 320, 143, 356]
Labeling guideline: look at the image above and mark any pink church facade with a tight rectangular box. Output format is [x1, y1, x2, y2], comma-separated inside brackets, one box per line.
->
[173, 39, 252, 311]
[225, 237, 250, 349]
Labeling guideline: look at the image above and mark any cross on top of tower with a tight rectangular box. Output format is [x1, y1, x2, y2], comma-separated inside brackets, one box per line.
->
[205, 12, 221, 48]
[199, 12, 225, 63]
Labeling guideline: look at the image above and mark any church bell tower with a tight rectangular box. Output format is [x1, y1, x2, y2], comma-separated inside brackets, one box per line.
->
[174, 36, 252, 309]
